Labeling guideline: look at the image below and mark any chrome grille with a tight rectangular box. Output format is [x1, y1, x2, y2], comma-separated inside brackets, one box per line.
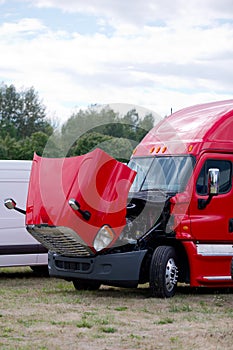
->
[27, 225, 92, 257]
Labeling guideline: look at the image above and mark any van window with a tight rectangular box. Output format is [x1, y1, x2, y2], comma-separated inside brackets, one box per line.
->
[196, 160, 232, 195]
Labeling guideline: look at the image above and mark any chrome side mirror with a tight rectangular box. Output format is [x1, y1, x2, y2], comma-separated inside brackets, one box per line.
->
[208, 168, 220, 195]
[198, 168, 220, 210]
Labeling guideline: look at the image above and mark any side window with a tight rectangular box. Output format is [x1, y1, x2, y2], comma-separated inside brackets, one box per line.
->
[196, 159, 232, 195]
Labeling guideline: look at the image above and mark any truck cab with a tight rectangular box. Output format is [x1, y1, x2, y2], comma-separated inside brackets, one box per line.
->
[5, 100, 233, 296]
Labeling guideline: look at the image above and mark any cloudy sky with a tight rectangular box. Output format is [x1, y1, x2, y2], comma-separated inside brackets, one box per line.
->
[1, 0, 233, 124]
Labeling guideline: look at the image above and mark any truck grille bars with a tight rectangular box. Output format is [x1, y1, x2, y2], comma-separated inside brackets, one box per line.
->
[27, 225, 92, 257]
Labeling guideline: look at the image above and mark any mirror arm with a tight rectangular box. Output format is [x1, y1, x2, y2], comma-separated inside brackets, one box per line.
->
[14, 207, 26, 215]
[198, 194, 214, 210]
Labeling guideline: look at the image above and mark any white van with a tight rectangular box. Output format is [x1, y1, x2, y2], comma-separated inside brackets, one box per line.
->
[0, 160, 48, 271]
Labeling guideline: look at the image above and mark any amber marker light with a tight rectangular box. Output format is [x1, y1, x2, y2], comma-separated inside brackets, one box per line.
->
[188, 145, 193, 152]
[162, 146, 167, 153]
[150, 146, 155, 153]
[156, 146, 161, 153]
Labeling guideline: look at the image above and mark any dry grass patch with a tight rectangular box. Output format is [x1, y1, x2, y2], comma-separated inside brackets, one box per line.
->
[0, 267, 232, 349]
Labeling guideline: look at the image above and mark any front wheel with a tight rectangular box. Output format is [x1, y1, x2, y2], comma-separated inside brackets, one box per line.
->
[72, 279, 101, 291]
[149, 246, 178, 298]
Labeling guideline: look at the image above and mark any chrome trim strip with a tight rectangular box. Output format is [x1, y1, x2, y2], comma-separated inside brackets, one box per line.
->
[196, 244, 233, 256]
[203, 276, 232, 281]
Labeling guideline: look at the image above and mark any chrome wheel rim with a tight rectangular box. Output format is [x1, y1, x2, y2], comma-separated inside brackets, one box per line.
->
[165, 258, 178, 292]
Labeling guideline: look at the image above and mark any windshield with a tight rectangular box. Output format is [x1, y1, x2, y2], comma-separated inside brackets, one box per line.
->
[127, 157, 153, 192]
[128, 156, 195, 193]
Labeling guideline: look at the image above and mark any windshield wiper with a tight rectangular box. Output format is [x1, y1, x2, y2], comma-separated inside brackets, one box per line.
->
[140, 188, 166, 192]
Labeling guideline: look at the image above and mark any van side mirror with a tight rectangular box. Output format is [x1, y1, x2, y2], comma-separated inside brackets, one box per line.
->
[198, 168, 220, 210]
[4, 198, 17, 210]
[4, 198, 26, 215]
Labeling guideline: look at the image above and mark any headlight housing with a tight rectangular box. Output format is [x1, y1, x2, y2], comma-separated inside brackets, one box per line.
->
[93, 225, 115, 252]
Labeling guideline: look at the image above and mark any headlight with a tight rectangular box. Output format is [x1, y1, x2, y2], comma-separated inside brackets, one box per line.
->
[93, 225, 115, 252]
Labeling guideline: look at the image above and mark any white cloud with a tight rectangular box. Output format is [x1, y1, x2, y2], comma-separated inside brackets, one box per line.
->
[0, 1, 233, 123]
[0, 17, 46, 37]
[26, 0, 233, 27]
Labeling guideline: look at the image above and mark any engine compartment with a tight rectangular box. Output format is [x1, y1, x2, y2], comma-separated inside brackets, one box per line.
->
[117, 190, 171, 245]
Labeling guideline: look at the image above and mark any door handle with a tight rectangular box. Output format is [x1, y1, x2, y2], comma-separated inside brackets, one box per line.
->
[229, 219, 233, 233]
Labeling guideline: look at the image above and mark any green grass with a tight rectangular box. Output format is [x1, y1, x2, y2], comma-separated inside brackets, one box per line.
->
[114, 306, 128, 311]
[76, 319, 93, 329]
[157, 317, 174, 325]
[100, 326, 117, 333]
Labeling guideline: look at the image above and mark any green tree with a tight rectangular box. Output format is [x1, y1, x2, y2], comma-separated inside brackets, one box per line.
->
[70, 132, 133, 162]
[71, 132, 112, 156]
[16, 131, 51, 160]
[0, 83, 55, 160]
[60, 106, 118, 154]
[60, 106, 154, 159]
[100, 137, 134, 162]
[0, 83, 53, 140]
[137, 113, 155, 141]
[0, 135, 18, 159]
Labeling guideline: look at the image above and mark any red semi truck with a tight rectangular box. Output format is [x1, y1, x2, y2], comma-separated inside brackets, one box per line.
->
[5, 99, 233, 297]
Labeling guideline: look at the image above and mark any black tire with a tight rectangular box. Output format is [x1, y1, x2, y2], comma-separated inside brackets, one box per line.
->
[149, 246, 178, 298]
[72, 279, 101, 291]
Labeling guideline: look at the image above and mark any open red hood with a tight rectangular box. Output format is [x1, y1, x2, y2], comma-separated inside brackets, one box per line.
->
[26, 149, 136, 248]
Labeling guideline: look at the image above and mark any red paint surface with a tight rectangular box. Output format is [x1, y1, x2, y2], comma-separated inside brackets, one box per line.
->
[26, 149, 136, 247]
[135, 99, 233, 156]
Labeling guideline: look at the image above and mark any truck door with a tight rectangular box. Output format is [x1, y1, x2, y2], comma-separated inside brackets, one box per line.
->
[188, 153, 233, 284]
